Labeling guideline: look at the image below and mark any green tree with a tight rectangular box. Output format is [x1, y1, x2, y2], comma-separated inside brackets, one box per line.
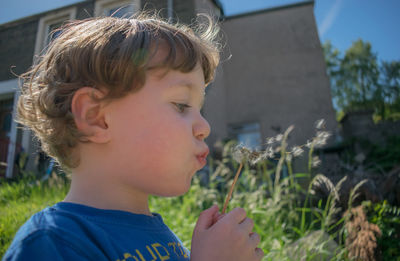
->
[380, 61, 400, 120]
[323, 39, 400, 121]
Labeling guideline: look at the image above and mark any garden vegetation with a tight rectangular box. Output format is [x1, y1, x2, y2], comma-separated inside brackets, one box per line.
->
[1, 122, 399, 260]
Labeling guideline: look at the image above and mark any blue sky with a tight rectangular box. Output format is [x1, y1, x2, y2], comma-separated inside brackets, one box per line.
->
[219, 0, 400, 62]
[1, 0, 399, 62]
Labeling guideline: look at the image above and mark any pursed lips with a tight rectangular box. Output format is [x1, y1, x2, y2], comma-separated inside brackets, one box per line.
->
[196, 148, 209, 168]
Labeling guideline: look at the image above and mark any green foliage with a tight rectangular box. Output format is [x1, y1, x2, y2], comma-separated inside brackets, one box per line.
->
[364, 135, 400, 172]
[364, 201, 400, 260]
[0, 175, 70, 256]
[1, 127, 398, 260]
[341, 135, 400, 173]
[323, 39, 400, 121]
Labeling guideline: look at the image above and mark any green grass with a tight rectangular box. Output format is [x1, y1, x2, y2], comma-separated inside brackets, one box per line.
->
[1, 133, 397, 260]
[0, 175, 69, 256]
[0, 152, 348, 260]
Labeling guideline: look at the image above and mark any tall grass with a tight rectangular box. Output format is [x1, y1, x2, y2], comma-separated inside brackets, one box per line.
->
[0, 122, 387, 260]
[0, 174, 69, 256]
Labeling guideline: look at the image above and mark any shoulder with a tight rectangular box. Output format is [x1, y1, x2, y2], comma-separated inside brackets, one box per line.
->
[3, 228, 91, 260]
[9, 205, 91, 241]
[3, 206, 100, 260]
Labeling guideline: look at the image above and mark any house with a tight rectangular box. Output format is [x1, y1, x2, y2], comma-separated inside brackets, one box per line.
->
[206, 1, 337, 152]
[0, 0, 336, 178]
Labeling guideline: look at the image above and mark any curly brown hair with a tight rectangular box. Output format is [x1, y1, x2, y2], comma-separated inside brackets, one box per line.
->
[17, 13, 221, 171]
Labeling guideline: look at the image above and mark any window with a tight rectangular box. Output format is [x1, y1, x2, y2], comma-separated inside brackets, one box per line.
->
[0, 99, 13, 175]
[0, 79, 20, 178]
[45, 21, 64, 47]
[34, 7, 76, 55]
[229, 122, 262, 150]
[94, 0, 140, 18]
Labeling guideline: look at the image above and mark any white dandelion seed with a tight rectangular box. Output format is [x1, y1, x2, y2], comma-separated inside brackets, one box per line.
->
[249, 152, 263, 165]
[232, 145, 264, 165]
[232, 144, 247, 163]
[262, 146, 275, 159]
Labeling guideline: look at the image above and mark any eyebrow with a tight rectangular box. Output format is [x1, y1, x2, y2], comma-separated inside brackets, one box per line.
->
[174, 83, 205, 108]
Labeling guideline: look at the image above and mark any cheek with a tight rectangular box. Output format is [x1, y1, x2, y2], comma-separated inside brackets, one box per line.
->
[121, 109, 190, 160]
[146, 114, 191, 154]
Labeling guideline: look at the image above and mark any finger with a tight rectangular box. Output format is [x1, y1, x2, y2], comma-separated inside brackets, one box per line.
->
[212, 212, 226, 225]
[194, 205, 219, 231]
[249, 232, 261, 248]
[226, 207, 247, 224]
[255, 247, 264, 260]
[239, 217, 254, 233]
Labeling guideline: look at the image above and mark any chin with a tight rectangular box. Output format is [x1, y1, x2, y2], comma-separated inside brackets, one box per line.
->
[157, 185, 191, 197]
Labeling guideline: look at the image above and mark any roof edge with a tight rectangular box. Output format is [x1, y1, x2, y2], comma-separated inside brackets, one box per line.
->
[211, 0, 224, 16]
[0, 0, 88, 28]
[224, 0, 314, 21]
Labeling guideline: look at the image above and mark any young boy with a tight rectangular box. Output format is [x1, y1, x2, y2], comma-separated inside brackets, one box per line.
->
[3, 14, 263, 261]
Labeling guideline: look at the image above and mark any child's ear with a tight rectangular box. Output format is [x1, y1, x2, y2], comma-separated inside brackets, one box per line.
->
[71, 87, 110, 144]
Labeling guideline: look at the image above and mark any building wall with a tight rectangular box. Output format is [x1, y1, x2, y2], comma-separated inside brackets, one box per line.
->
[142, 0, 195, 24]
[0, 19, 38, 81]
[173, 0, 195, 24]
[75, 1, 95, 20]
[195, 0, 220, 16]
[204, 2, 337, 149]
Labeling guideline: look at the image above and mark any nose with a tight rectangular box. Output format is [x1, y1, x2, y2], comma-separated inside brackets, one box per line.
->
[193, 113, 211, 141]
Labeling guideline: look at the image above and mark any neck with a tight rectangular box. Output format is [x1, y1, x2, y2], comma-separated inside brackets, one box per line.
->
[64, 170, 151, 216]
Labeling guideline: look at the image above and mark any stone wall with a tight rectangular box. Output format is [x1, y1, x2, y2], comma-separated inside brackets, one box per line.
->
[341, 110, 400, 145]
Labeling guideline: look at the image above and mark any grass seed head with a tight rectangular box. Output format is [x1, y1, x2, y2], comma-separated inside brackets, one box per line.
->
[315, 119, 326, 130]
[291, 146, 304, 157]
[312, 156, 321, 168]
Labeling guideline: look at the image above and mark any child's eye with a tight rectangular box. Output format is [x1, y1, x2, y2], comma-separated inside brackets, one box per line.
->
[173, 103, 191, 113]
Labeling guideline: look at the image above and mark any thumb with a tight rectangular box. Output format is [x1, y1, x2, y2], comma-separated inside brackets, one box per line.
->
[194, 205, 219, 231]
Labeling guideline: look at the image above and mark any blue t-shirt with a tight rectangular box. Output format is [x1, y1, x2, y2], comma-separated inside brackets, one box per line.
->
[3, 202, 190, 260]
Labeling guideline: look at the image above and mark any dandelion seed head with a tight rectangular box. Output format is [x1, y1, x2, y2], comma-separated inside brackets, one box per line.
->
[232, 144, 247, 163]
[232, 144, 263, 165]
[246, 149, 263, 165]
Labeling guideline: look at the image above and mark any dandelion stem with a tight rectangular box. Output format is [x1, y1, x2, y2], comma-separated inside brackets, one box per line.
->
[222, 162, 244, 214]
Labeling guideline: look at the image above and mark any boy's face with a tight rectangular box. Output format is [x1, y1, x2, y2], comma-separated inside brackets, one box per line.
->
[104, 63, 210, 197]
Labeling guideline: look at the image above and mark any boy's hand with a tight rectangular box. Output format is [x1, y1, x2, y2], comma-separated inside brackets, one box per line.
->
[190, 205, 264, 261]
